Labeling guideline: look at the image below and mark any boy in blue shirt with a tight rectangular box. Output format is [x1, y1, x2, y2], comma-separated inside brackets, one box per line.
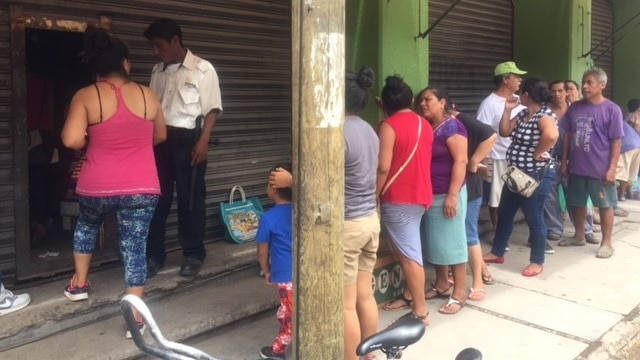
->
[257, 164, 293, 360]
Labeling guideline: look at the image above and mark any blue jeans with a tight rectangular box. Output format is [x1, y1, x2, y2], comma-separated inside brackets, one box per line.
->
[492, 166, 556, 264]
[465, 197, 482, 246]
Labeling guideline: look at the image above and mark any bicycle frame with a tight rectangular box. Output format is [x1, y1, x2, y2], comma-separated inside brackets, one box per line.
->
[121, 295, 481, 360]
[121, 294, 217, 360]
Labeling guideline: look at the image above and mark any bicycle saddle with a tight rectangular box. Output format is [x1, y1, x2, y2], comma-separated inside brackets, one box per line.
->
[455, 347, 483, 360]
[356, 312, 426, 355]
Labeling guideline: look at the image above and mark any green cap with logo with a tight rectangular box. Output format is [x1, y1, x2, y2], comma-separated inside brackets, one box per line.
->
[494, 61, 527, 76]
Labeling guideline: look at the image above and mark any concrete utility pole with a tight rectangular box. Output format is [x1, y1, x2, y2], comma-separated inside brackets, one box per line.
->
[291, 1, 345, 359]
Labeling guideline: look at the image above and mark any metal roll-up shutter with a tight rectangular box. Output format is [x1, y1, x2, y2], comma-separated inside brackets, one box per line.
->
[428, 0, 514, 114]
[0, 5, 16, 281]
[591, 0, 614, 98]
[5, 0, 291, 278]
[108, 1, 293, 248]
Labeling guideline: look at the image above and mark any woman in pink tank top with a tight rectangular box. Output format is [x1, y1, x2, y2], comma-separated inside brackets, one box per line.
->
[61, 27, 166, 338]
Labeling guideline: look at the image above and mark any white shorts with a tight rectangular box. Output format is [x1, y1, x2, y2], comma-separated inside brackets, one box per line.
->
[488, 158, 507, 208]
[616, 148, 640, 182]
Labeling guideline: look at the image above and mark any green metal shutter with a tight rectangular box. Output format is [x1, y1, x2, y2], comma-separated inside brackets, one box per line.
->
[428, 0, 514, 114]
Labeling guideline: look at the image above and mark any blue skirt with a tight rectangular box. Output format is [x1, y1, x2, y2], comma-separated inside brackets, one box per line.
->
[421, 186, 468, 265]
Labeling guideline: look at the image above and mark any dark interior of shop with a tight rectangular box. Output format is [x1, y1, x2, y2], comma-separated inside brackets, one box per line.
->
[25, 28, 93, 262]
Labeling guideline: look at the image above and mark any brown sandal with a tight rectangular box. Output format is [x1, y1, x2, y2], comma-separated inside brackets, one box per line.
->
[425, 283, 453, 300]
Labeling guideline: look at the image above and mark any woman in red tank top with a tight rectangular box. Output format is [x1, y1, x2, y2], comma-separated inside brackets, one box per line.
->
[376, 75, 434, 324]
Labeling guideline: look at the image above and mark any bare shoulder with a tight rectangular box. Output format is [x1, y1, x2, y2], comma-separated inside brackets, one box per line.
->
[70, 84, 99, 104]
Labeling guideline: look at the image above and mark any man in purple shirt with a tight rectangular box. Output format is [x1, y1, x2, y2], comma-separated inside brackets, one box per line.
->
[559, 67, 624, 259]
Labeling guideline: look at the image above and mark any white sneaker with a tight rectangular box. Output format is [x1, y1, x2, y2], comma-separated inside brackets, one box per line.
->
[0, 288, 31, 316]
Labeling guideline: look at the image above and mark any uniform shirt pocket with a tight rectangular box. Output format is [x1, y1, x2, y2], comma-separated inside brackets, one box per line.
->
[179, 87, 200, 105]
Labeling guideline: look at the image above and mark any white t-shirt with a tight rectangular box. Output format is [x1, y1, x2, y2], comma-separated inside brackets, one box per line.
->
[150, 49, 223, 129]
[477, 92, 525, 159]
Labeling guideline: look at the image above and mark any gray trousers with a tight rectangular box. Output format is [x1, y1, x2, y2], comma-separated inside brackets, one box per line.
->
[543, 161, 594, 236]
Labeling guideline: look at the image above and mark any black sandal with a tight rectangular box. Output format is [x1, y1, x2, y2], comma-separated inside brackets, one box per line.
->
[411, 311, 431, 326]
[382, 293, 412, 311]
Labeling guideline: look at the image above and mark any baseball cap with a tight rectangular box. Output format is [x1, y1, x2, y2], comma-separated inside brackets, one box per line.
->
[494, 61, 527, 76]
[627, 99, 640, 113]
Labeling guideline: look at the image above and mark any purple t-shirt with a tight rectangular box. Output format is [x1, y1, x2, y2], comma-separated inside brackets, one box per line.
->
[621, 122, 640, 153]
[431, 117, 467, 194]
[562, 99, 624, 178]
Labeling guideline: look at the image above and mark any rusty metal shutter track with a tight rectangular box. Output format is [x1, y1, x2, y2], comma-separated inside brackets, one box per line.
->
[591, 0, 614, 98]
[6, 1, 292, 254]
[428, 0, 514, 114]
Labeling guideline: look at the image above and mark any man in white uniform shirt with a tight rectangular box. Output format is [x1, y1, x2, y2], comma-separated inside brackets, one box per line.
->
[477, 61, 526, 236]
[143, 18, 222, 277]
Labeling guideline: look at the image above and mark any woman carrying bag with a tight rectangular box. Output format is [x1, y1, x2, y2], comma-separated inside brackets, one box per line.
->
[482, 78, 558, 277]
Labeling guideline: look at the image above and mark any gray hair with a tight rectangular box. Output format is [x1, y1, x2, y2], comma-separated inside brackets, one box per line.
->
[583, 67, 608, 85]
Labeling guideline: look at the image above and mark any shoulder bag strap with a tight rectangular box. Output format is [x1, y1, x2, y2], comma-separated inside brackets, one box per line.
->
[380, 114, 423, 196]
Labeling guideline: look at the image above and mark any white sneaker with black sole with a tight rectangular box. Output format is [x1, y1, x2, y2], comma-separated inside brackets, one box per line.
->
[526, 240, 555, 254]
[545, 242, 555, 254]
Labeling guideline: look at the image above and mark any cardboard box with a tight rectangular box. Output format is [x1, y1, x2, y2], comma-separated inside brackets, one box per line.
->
[60, 201, 80, 216]
[60, 201, 79, 231]
[62, 215, 78, 231]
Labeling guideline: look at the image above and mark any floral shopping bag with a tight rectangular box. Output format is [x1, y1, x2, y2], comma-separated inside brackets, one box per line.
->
[220, 185, 264, 244]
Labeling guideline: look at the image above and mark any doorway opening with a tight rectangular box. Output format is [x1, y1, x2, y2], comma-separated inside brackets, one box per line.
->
[24, 28, 117, 276]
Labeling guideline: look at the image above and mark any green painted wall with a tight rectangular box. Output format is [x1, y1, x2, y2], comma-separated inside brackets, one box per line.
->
[612, 0, 640, 106]
[345, 1, 380, 123]
[379, 1, 429, 99]
[345, 1, 378, 78]
[512, 0, 591, 83]
[345, 0, 428, 124]
[569, 0, 594, 82]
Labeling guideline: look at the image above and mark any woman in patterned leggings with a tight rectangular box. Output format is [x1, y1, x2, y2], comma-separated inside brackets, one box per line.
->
[61, 27, 166, 337]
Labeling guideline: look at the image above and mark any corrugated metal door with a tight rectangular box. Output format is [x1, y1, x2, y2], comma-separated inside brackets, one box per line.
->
[0, 4, 16, 282]
[591, 0, 614, 98]
[428, 0, 514, 114]
[4, 0, 292, 281]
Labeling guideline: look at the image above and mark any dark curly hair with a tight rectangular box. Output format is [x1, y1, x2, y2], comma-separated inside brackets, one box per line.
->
[521, 78, 552, 104]
[82, 26, 129, 78]
[381, 75, 413, 115]
[345, 67, 375, 114]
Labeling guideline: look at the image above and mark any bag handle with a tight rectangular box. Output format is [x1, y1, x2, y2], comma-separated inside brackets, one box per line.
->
[229, 185, 247, 204]
[381, 114, 423, 197]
